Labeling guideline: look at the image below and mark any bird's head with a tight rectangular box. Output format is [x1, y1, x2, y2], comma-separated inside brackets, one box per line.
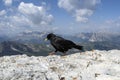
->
[45, 33, 56, 41]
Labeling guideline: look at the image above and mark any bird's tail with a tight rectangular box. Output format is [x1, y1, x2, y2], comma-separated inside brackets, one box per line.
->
[73, 45, 83, 50]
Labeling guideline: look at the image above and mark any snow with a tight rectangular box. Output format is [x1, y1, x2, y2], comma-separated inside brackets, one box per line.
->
[0, 50, 120, 80]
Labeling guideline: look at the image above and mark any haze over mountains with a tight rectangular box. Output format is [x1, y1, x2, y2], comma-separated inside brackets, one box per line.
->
[1, 31, 119, 43]
[0, 31, 120, 56]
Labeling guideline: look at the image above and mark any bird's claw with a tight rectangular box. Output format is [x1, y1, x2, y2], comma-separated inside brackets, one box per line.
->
[61, 55, 67, 58]
[61, 53, 67, 58]
[92, 49, 94, 52]
[48, 52, 55, 55]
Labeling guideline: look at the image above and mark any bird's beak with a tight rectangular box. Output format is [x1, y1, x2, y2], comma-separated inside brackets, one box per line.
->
[44, 38, 48, 41]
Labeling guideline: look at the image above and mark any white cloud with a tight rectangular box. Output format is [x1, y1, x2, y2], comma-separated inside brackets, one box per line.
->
[18, 2, 53, 25]
[90, 18, 120, 33]
[0, 2, 54, 35]
[0, 10, 6, 16]
[3, 0, 12, 6]
[75, 9, 93, 22]
[58, 0, 101, 22]
[105, 18, 120, 28]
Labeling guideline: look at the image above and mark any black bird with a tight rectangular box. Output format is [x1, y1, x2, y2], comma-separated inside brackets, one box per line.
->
[45, 33, 83, 55]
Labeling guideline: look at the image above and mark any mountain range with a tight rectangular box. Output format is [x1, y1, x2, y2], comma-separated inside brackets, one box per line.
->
[0, 31, 120, 56]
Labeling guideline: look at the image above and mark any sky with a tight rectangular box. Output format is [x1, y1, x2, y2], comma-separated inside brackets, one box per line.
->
[0, 0, 120, 35]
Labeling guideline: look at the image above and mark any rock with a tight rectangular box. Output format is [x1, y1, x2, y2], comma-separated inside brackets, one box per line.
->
[0, 50, 120, 80]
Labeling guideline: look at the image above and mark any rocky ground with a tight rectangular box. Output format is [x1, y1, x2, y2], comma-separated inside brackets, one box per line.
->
[0, 50, 120, 80]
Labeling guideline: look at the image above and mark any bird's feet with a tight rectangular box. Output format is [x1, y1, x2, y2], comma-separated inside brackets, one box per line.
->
[48, 52, 55, 55]
[61, 53, 67, 58]
[61, 56, 67, 58]
[92, 49, 94, 52]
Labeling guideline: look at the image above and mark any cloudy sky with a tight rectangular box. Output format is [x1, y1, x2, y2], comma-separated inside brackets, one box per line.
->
[0, 0, 120, 35]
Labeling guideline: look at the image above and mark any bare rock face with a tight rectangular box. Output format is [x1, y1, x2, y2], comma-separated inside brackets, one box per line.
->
[0, 50, 120, 80]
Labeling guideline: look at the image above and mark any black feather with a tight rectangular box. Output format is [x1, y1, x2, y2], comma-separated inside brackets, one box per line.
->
[46, 33, 83, 54]
[73, 45, 83, 50]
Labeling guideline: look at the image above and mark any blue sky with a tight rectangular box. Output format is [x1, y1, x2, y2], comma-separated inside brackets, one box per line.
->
[0, 0, 120, 35]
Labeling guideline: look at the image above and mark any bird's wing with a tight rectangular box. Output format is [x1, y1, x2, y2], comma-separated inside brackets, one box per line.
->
[55, 37, 75, 49]
[51, 37, 65, 50]
[51, 36, 76, 52]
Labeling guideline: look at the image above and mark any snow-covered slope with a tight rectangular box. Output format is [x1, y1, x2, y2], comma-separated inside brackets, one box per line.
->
[0, 50, 120, 80]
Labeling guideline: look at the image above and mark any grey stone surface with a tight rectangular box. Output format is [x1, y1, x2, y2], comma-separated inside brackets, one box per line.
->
[0, 50, 120, 80]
